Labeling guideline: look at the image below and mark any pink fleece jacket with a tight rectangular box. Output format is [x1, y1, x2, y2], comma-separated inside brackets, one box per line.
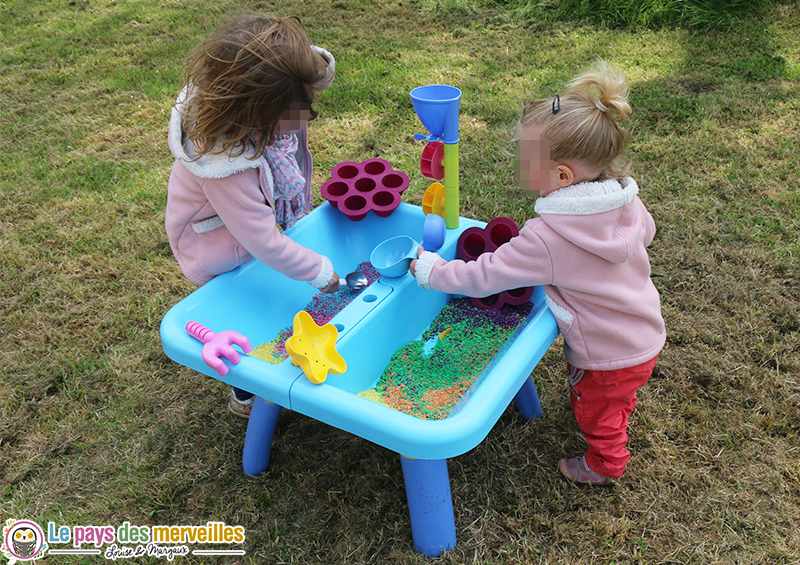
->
[414, 177, 666, 371]
[165, 47, 336, 288]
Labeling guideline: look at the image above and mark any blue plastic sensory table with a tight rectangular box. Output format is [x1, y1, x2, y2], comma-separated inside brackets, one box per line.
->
[160, 202, 558, 557]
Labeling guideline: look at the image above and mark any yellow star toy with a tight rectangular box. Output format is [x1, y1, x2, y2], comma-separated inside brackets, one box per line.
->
[285, 311, 347, 384]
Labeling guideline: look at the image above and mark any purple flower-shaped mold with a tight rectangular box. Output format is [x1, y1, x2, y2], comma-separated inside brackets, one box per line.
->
[321, 158, 410, 221]
[456, 217, 535, 310]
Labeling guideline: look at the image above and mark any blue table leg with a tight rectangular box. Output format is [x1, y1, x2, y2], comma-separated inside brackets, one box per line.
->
[242, 397, 282, 477]
[399, 456, 456, 557]
[513, 375, 543, 420]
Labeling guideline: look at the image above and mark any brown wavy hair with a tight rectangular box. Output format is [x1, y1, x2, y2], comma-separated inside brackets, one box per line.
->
[181, 14, 328, 158]
[519, 60, 632, 180]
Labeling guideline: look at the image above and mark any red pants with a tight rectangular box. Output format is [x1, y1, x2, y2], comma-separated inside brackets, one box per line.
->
[568, 355, 658, 478]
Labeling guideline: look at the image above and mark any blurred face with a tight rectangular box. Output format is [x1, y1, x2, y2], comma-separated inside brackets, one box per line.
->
[277, 101, 316, 135]
[515, 125, 561, 198]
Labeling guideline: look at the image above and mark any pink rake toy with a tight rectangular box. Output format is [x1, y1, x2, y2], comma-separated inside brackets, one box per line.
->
[185, 321, 254, 377]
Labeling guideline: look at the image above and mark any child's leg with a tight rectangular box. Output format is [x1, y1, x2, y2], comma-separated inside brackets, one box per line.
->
[568, 356, 658, 478]
[229, 387, 255, 418]
[233, 387, 254, 401]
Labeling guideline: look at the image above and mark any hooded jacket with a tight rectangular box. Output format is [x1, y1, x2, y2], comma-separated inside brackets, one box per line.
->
[164, 47, 336, 288]
[414, 177, 665, 371]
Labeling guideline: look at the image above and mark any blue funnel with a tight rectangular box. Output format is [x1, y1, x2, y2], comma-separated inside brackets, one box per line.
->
[410, 85, 461, 144]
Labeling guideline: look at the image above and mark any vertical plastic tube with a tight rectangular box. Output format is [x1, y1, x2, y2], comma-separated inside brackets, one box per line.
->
[242, 397, 283, 476]
[443, 142, 459, 229]
[513, 376, 543, 420]
[399, 456, 457, 557]
[410, 85, 461, 229]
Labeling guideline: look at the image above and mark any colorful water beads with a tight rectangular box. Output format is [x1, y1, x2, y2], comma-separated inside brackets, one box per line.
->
[359, 298, 534, 420]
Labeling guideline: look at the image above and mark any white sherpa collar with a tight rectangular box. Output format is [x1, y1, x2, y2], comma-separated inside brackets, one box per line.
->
[169, 86, 267, 180]
[534, 177, 638, 216]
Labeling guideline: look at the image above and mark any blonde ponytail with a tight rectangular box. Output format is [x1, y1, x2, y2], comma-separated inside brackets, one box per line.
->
[567, 59, 631, 124]
[519, 60, 632, 179]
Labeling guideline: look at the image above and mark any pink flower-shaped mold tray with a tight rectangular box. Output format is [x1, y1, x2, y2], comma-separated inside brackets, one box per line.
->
[321, 158, 410, 221]
[456, 217, 535, 310]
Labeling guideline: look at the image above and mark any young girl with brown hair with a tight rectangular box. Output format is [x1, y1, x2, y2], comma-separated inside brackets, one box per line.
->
[166, 14, 340, 417]
[411, 61, 665, 485]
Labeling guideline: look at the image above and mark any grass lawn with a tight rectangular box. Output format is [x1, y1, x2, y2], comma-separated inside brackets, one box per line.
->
[1, 0, 799, 563]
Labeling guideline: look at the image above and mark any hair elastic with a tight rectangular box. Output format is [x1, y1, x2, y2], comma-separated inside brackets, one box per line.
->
[552, 94, 561, 115]
[595, 100, 608, 112]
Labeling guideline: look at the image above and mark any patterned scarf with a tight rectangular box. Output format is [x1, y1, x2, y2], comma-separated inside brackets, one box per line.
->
[257, 133, 307, 230]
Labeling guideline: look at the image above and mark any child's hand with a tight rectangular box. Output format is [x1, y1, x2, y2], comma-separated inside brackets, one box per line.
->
[319, 272, 341, 294]
[409, 246, 424, 277]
